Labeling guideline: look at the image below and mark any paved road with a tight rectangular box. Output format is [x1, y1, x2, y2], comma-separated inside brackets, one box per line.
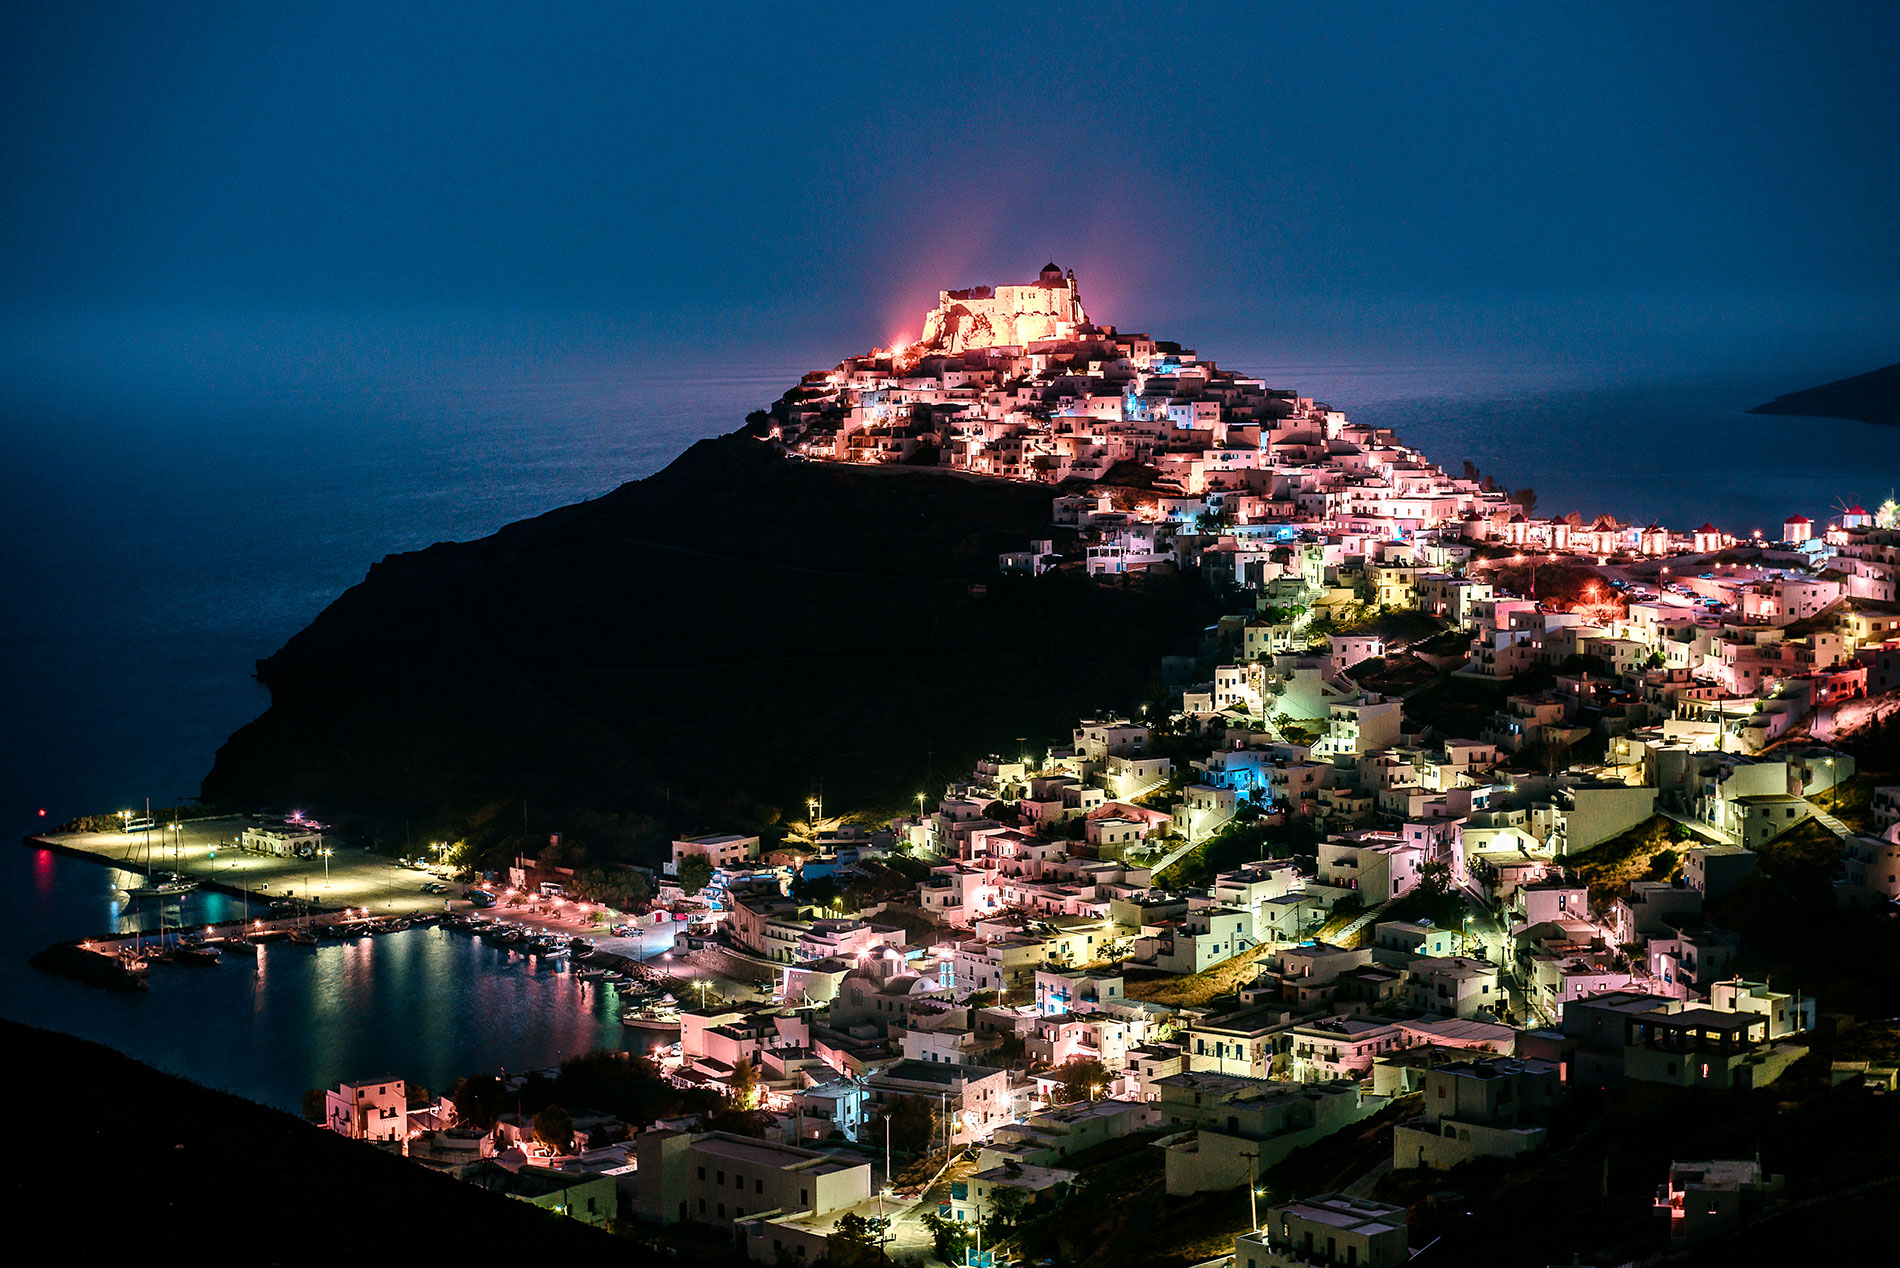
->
[37, 818, 458, 919]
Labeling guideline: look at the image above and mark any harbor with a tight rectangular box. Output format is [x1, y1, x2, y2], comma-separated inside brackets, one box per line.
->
[6, 834, 756, 1113]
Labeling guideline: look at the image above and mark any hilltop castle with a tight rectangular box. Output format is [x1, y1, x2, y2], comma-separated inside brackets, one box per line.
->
[916, 262, 1088, 353]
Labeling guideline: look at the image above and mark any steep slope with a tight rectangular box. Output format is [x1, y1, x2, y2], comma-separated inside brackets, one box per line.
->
[202, 433, 1211, 849]
[6, 1020, 641, 1262]
[1749, 361, 1900, 427]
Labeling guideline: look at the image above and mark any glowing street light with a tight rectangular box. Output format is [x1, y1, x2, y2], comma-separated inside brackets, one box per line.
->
[319, 847, 334, 888]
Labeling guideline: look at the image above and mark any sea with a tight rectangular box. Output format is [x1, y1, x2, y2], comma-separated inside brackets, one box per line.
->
[2, 333, 1897, 1106]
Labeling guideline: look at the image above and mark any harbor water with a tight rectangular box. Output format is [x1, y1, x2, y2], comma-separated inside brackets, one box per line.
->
[3, 841, 666, 1112]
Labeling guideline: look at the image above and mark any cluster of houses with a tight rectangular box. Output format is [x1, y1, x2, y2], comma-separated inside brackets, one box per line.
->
[313, 285, 1895, 1260]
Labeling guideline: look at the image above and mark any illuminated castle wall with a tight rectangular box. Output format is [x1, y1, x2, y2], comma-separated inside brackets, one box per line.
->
[916, 262, 1088, 352]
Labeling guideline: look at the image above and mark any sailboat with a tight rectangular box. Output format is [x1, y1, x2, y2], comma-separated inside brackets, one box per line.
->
[123, 799, 196, 896]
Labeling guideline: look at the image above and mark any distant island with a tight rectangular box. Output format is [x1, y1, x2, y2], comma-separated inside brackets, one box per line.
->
[1749, 361, 1900, 427]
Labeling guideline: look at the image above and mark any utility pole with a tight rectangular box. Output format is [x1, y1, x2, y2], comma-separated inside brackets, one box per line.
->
[1243, 1149, 1260, 1230]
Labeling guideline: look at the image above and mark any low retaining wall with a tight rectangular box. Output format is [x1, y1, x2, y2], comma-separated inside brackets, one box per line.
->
[685, 943, 778, 984]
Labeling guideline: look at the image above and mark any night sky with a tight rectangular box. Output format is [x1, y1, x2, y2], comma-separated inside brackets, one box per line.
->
[4, 2, 1899, 373]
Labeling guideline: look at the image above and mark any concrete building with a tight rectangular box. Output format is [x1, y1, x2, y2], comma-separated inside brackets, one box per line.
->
[470, 1163, 616, 1227]
[1655, 1158, 1783, 1244]
[1391, 1058, 1562, 1170]
[1622, 1007, 1807, 1090]
[1684, 844, 1758, 900]
[862, 1060, 1011, 1147]
[671, 833, 762, 873]
[1233, 1194, 1409, 1268]
[324, 1076, 406, 1143]
[632, 1130, 872, 1230]
[1403, 957, 1500, 1019]
[1154, 1072, 1387, 1196]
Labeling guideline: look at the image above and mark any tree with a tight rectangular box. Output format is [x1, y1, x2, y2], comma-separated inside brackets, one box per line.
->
[300, 1088, 327, 1123]
[824, 1212, 885, 1267]
[449, 1074, 510, 1130]
[532, 1103, 574, 1156]
[676, 853, 713, 896]
[991, 1032, 1027, 1067]
[986, 1183, 1029, 1234]
[1053, 1056, 1112, 1104]
[1512, 487, 1538, 517]
[922, 1209, 970, 1263]
[728, 1058, 761, 1112]
[553, 1051, 712, 1125]
[873, 1094, 940, 1157]
[571, 866, 651, 911]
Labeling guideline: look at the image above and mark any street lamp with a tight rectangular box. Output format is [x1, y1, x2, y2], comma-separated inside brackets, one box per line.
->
[1824, 757, 1835, 811]
[319, 847, 333, 888]
[661, 951, 673, 980]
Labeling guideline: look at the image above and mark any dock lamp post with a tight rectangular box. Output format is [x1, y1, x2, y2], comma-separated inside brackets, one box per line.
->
[319, 847, 334, 889]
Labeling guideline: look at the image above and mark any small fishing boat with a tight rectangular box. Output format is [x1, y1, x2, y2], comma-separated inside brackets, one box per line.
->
[288, 928, 318, 946]
[174, 942, 221, 966]
[621, 1006, 682, 1033]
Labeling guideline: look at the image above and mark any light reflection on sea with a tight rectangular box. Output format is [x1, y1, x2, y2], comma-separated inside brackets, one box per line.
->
[1, 844, 658, 1112]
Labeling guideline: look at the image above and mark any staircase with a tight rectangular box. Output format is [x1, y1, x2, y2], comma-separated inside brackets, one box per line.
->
[1143, 837, 1202, 880]
[1805, 800, 1853, 841]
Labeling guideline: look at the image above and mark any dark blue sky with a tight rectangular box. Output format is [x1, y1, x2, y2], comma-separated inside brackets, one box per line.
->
[5, 2, 1898, 370]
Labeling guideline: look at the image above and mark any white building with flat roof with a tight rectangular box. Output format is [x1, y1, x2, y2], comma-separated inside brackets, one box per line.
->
[633, 1129, 871, 1229]
[324, 1076, 406, 1143]
[671, 833, 761, 873]
[1233, 1193, 1409, 1268]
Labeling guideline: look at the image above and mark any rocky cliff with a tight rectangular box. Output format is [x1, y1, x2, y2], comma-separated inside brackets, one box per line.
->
[1749, 361, 1900, 427]
[202, 431, 1211, 854]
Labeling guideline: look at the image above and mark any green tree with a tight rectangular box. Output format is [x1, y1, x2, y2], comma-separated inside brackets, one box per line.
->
[532, 1103, 574, 1155]
[449, 1074, 510, 1130]
[922, 1209, 970, 1263]
[676, 854, 713, 896]
[728, 1058, 761, 1112]
[1053, 1056, 1112, 1104]
[873, 1094, 941, 1156]
[825, 1212, 885, 1267]
[986, 1183, 1029, 1234]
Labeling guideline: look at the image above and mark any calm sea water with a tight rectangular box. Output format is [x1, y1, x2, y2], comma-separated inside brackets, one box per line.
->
[2, 337, 1897, 1099]
[1, 842, 661, 1111]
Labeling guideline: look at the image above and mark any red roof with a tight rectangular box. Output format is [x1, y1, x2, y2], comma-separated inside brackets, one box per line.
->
[1784, 515, 1811, 524]
[1696, 523, 1718, 534]
[1848, 505, 1869, 515]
